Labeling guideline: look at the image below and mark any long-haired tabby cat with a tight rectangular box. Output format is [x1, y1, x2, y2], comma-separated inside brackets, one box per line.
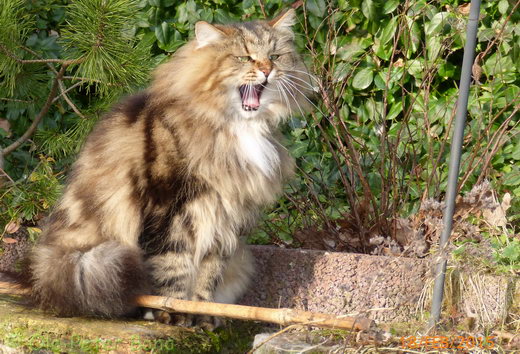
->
[29, 9, 311, 328]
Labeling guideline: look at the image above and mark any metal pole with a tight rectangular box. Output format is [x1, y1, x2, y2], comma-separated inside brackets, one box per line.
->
[428, 0, 481, 328]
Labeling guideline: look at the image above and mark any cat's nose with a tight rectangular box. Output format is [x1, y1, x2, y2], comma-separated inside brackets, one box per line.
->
[260, 68, 271, 78]
[257, 62, 272, 78]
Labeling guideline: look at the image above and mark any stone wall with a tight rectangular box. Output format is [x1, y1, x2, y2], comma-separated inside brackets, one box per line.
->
[240, 246, 518, 326]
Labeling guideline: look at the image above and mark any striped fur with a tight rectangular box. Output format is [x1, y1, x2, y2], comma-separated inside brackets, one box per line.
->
[29, 10, 310, 322]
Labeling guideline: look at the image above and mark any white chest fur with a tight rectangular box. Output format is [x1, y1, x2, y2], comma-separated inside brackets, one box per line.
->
[232, 121, 280, 177]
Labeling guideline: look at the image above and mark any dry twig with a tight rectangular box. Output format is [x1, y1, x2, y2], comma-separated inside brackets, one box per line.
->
[0, 280, 375, 332]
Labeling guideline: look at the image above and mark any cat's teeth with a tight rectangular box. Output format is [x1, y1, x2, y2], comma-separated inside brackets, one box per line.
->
[239, 84, 265, 111]
[244, 91, 260, 109]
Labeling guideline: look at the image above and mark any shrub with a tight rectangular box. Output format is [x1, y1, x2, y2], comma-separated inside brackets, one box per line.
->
[0, 0, 518, 267]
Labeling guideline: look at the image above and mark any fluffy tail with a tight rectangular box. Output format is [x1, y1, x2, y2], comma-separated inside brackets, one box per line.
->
[29, 241, 148, 317]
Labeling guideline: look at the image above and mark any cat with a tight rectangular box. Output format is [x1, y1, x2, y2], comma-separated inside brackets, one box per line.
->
[28, 9, 311, 328]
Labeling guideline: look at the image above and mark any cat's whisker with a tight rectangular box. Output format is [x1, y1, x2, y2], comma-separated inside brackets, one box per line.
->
[280, 78, 328, 119]
[286, 69, 319, 82]
[278, 80, 307, 119]
[283, 77, 316, 95]
[270, 82, 284, 106]
[275, 81, 292, 115]
[283, 74, 316, 91]
[260, 82, 278, 92]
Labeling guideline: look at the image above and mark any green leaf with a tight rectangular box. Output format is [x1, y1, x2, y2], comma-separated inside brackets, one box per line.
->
[438, 61, 456, 78]
[502, 244, 520, 262]
[427, 36, 442, 60]
[242, 0, 255, 10]
[503, 169, 520, 186]
[375, 43, 392, 60]
[425, 12, 451, 36]
[155, 21, 171, 44]
[383, 0, 399, 14]
[352, 68, 374, 90]
[157, 29, 184, 52]
[512, 141, 520, 160]
[337, 43, 365, 62]
[291, 140, 309, 158]
[306, 0, 326, 17]
[387, 101, 403, 120]
[378, 17, 397, 45]
[498, 0, 509, 15]
[407, 59, 424, 79]
[361, 0, 375, 20]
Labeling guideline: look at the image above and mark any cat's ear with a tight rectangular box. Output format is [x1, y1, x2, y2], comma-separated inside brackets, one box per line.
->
[195, 21, 225, 48]
[269, 9, 297, 29]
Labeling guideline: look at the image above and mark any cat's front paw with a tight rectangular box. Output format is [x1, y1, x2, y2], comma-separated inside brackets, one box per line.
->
[194, 315, 224, 331]
[153, 310, 193, 327]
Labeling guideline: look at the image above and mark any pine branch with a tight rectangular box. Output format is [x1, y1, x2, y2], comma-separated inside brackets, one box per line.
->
[0, 97, 33, 103]
[0, 43, 84, 65]
[52, 81, 85, 103]
[57, 80, 86, 119]
[2, 65, 67, 157]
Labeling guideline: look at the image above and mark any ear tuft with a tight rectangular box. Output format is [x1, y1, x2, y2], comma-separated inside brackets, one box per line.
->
[269, 9, 297, 29]
[195, 21, 224, 48]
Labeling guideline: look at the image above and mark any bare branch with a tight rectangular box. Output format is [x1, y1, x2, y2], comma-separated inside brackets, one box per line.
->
[257, 0, 267, 18]
[57, 80, 86, 119]
[1, 65, 67, 157]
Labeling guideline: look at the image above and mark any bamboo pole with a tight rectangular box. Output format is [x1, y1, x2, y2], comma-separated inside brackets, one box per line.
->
[0, 281, 375, 331]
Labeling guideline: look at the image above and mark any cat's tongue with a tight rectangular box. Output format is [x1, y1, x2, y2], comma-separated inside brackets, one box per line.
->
[243, 90, 260, 110]
[239, 84, 265, 111]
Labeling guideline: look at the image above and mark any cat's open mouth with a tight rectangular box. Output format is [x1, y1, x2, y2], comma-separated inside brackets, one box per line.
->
[239, 83, 266, 111]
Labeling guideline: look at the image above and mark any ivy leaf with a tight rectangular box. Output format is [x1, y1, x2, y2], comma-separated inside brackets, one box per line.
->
[291, 140, 309, 158]
[352, 68, 374, 90]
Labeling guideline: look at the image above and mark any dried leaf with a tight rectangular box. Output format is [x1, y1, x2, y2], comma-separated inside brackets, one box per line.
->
[4, 221, 20, 234]
[457, 3, 471, 15]
[483, 192, 511, 229]
[393, 58, 405, 67]
[2, 237, 18, 244]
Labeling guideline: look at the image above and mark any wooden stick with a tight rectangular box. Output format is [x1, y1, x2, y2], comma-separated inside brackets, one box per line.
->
[0, 281, 375, 331]
[0, 281, 30, 296]
[135, 295, 375, 331]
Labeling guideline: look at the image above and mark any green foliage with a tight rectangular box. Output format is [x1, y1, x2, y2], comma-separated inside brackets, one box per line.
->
[254, 0, 520, 252]
[0, 0, 154, 229]
[492, 235, 520, 273]
[0, 0, 518, 272]
[61, 0, 153, 97]
[0, 156, 62, 229]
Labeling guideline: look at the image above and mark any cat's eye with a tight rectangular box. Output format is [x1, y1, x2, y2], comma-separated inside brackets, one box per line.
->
[269, 54, 280, 60]
[236, 56, 252, 63]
